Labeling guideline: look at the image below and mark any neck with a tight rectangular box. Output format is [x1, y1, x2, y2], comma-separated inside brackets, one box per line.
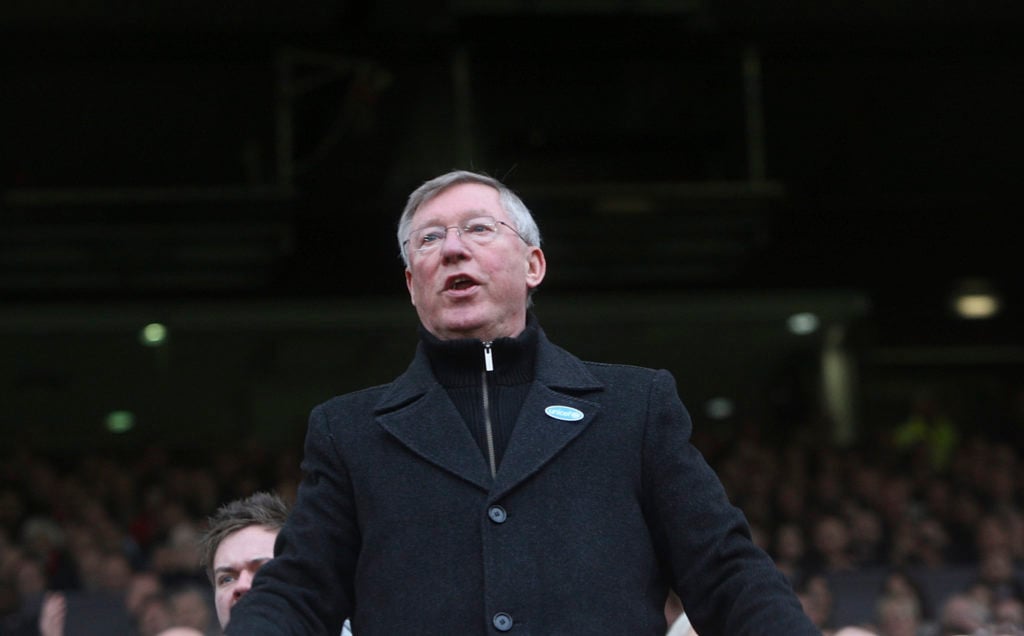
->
[419, 315, 538, 386]
[426, 319, 526, 343]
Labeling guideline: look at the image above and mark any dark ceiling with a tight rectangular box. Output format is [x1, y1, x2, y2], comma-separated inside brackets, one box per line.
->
[2, 1, 1024, 455]
[3, 0, 1022, 349]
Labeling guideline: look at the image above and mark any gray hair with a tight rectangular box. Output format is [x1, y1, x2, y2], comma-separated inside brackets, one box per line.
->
[396, 170, 542, 267]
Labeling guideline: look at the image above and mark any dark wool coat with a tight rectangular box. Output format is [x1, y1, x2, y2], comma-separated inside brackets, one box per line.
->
[226, 328, 819, 636]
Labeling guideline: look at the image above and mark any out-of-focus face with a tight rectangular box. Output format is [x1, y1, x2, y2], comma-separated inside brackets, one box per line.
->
[15, 558, 46, 598]
[155, 628, 204, 636]
[979, 549, 1014, 583]
[776, 524, 804, 561]
[101, 553, 133, 592]
[994, 597, 1024, 627]
[138, 597, 172, 636]
[211, 525, 278, 629]
[125, 573, 162, 616]
[813, 516, 849, 555]
[878, 600, 919, 636]
[169, 588, 213, 632]
[404, 182, 545, 342]
[884, 573, 914, 598]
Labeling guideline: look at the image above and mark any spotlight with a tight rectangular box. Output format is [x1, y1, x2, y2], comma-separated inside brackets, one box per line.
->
[139, 322, 168, 347]
[105, 410, 135, 433]
[950, 279, 1001, 320]
[787, 312, 820, 335]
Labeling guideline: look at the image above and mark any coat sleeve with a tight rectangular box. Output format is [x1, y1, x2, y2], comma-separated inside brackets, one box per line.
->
[225, 402, 358, 636]
[642, 369, 820, 635]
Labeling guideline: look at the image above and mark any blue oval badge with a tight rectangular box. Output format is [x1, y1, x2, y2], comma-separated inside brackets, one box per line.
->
[545, 405, 584, 422]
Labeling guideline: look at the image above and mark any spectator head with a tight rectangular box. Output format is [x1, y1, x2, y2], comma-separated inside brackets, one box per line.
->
[99, 551, 134, 593]
[775, 522, 805, 563]
[979, 548, 1015, 584]
[881, 569, 931, 622]
[155, 629, 204, 636]
[136, 593, 174, 636]
[167, 585, 215, 634]
[20, 516, 64, 561]
[993, 596, 1023, 632]
[125, 571, 164, 617]
[15, 557, 47, 602]
[876, 593, 921, 636]
[812, 514, 852, 570]
[796, 573, 833, 629]
[939, 593, 991, 635]
[977, 515, 1012, 558]
[197, 492, 288, 629]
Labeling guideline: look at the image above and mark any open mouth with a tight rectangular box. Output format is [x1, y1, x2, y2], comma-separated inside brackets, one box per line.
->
[448, 276, 476, 291]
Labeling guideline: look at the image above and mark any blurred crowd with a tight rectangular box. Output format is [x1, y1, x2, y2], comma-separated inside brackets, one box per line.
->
[0, 440, 302, 636]
[699, 419, 1024, 636]
[1, 421, 1022, 635]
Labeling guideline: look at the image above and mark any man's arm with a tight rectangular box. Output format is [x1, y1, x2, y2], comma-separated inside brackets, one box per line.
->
[643, 370, 820, 635]
[225, 404, 359, 635]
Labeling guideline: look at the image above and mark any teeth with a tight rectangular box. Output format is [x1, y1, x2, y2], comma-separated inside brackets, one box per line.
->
[450, 278, 471, 290]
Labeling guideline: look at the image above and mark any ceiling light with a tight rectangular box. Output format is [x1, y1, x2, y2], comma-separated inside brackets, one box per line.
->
[954, 293, 1000, 319]
[951, 278, 1001, 320]
[705, 397, 735, 420]
[139, 322, 168, 347]
[787, 312, 820, 335]
[105, 410, 135, 434]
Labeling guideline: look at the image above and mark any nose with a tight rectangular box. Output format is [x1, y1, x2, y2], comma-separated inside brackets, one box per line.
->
[439, 226, 471, 261]
[233, 572, 254, 600]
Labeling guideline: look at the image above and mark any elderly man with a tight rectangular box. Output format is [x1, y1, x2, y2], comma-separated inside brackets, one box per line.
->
[225, 170, 819, 635]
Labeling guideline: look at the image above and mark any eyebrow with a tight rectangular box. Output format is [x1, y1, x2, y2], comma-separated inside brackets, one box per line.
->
[415, 209, 492, 227]
[214, 557, 272, 575]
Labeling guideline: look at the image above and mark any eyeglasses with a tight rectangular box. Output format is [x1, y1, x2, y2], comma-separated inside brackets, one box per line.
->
[403, 216, 528, 255]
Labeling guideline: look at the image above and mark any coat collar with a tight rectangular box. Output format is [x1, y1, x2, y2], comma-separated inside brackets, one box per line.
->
[374, 326, 604, 494]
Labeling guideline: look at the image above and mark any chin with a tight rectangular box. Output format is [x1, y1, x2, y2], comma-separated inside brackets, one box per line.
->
[439, 324, 487, 340]
[434, 311, 490, 337]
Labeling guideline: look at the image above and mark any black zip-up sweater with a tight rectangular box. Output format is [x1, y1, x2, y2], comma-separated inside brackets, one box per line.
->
[419, 315, 538, 473]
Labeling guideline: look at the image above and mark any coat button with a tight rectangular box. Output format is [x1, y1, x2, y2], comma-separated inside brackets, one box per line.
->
[492, 612, 513, 631]
[487, 505, 507, 523]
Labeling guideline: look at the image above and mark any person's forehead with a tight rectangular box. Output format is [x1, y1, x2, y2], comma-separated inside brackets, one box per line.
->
[132, 576, 160, 590]
[214, 525, 278, 567]
[415, 182, 503, 223]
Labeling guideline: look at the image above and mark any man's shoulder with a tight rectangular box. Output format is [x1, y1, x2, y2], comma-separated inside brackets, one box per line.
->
[313, 381, 396, 415]
[578, 358, 664, 382]
[540, 334, 665, 386]
[580, 358, 658, 373]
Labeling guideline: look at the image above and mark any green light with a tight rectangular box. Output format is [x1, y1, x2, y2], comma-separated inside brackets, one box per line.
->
[705, 397, 735, 420]
[105, 410, 135, 433]
[139, 322, 168, 347]
[786, 312, 820, 335]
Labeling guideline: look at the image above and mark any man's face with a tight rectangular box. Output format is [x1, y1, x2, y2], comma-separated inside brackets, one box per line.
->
[211, 525, 278, 629]
[404, 182, 545, 341]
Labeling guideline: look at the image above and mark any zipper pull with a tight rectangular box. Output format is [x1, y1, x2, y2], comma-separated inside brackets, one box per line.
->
[483, 341, 494, 372]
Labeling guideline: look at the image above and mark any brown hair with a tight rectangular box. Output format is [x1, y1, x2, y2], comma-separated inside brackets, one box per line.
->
[197, 491, 288, 583]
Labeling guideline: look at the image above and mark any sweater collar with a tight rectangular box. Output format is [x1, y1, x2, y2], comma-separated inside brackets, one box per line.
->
[419, 314, 539, 387]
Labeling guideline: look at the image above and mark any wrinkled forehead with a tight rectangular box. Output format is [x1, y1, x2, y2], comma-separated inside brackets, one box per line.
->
[412, 182, 504, 225]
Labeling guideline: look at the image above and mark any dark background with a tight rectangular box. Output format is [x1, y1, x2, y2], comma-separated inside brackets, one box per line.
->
[2, 0, 1022, 455]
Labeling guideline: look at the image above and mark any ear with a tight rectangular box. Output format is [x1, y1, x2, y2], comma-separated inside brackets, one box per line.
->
[525, 247, 546, 290]
[405, 267, 417, 306]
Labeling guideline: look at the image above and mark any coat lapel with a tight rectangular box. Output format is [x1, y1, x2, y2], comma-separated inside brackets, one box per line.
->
[374, 331, 606, 498]
[374, 348, 493, 491]
[489, 333, 604, 501]
[489, 385, 599, 501]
